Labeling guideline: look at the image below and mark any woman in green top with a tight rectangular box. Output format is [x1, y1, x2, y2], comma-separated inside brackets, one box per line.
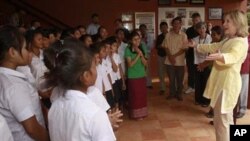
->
[124, 30, 148, 120]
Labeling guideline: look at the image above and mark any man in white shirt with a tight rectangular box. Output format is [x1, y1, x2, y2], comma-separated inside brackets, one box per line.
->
[116, 29, 128, 73]
[86, 13, 100, 35]
[139, 24, 154, 88]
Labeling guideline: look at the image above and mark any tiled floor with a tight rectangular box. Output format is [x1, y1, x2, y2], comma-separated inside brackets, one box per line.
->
[115, 83, 250, 141]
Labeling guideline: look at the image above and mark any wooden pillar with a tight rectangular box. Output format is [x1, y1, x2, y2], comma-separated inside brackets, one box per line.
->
[248, 73, 250, 109]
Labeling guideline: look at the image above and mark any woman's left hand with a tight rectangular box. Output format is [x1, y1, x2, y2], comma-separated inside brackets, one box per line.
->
[205, 50, 223, 61]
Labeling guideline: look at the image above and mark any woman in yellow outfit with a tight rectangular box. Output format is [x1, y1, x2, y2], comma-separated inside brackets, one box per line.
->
[189, 10, 248, 141]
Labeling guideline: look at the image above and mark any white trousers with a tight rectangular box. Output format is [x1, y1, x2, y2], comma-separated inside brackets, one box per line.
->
[213, 93, 233, 141]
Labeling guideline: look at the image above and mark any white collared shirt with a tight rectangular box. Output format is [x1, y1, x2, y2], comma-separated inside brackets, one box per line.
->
[143, 33, 154, 53]
[0, 67, 45, 141]
[103, 58, 116, 84]
[48, 90, 116, 141]
[50, 86, 110, 112]
[29, 50, 48, 92]
[94, 64, 104, 93]
[118, 42, 127, 73]
[50, 86, 65, 103]
[0, 114, 13, 141]
[193, 34, 212, 64]
[86, 23, 100, 35]
[16, 65, 36, 88]
[100, 60, 112, 91]
[87, 86, 110, 111]
[112, 53, 122, 80]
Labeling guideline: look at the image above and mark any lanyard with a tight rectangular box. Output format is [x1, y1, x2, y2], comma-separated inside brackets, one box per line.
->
[199, 34, 207, 44]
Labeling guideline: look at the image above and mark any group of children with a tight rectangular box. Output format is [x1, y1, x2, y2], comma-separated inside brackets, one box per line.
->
[0, 11, 156, 139]
[91, 37, 126, 110]
[0, 23, 128, 140]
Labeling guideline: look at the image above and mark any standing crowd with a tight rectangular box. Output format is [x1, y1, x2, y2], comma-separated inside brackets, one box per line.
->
[0, 9, 249, 141]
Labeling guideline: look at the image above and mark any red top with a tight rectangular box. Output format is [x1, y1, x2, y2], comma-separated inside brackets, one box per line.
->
[240, 36, 250, 74]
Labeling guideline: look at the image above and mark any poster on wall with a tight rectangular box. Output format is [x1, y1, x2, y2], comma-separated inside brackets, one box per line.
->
[165, 10, 175, 19]
[177, 9, 187, 18]
[121, 13, 134, 31]
[135, 12, 156, 39]
[208, 8, 223, 20]
[158, 7, 205, 33]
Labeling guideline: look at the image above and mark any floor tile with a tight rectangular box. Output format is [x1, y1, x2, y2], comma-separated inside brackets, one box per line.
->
[141, 129, 166, 140]
[116, 71, 250, 141]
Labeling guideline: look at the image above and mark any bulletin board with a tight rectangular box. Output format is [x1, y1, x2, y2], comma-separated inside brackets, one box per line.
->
[121, 13, 134, 31]
[158, 7, 205, 32]
[135, 12, 156, 39]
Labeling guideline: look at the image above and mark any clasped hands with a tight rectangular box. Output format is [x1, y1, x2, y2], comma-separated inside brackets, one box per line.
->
[108, 108, 123, 131]
[135, 48, 143, 57]
[168, 55, 176, 65]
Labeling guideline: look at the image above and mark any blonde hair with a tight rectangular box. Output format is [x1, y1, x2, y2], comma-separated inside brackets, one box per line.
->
[224, 10, 249, 37]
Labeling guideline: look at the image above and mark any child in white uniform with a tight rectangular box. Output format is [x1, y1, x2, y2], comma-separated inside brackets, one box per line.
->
[0, 114, 13, 141]
[47, 39, 116, 141]
[107, 37, 126, 109]
[26, 29, 52, 109]
[98, 42, 115, 108]
[26, 30, 48, 91]
[0, 25, 49, 141]
[91, 44, 105, 94]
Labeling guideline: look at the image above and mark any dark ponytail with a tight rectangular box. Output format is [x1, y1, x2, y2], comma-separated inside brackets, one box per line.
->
[45, 38, 94, 89]
[43, 40, 63, 71]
